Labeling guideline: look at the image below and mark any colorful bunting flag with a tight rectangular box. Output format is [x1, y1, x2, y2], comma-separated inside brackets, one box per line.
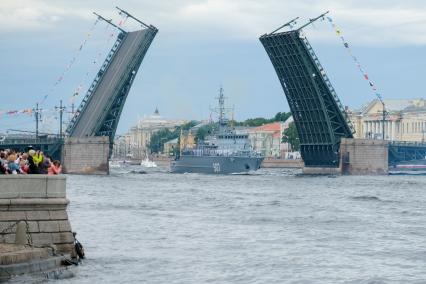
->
[69, 14, 128, 103]
[39, 17, 100, 106]
[324, 15, 382, 101]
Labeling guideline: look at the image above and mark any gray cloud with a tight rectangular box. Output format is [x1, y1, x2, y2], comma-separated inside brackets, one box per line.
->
[1, 0, 426, 45]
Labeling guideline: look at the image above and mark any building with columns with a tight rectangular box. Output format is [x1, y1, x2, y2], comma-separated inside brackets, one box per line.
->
[349, 98, 426, 142]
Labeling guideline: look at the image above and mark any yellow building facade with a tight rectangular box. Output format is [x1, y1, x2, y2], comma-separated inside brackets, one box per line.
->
[179, 131, 196, 150]
[349, 99, 426, 142]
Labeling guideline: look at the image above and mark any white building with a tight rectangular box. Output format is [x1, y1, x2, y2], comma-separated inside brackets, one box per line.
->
[349, 98, 426, 142]
[113, 109, 187, 159]
[248, 122, 285, 157]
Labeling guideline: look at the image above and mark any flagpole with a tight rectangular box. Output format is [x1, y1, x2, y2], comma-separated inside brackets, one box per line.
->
[35, 103, 39, 140]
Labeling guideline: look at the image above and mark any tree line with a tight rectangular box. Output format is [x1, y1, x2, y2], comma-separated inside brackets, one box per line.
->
[148, 111, 300, 153]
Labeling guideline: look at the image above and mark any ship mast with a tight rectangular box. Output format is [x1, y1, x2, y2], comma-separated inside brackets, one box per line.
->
[218, 87, 226, 125]
[216, 87, 229, 134]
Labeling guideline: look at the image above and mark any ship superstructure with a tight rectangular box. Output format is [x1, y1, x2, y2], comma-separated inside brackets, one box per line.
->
[170, 88, 263, 174]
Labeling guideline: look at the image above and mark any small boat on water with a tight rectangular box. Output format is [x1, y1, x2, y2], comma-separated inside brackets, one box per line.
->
[109, 160, 122, 168]
[109, 160, 133, 168]
[389, 160, 426, 175]
[141, 157, 157, 168]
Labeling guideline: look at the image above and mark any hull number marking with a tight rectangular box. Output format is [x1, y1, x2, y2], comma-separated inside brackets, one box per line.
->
[213, 162, 221, 173]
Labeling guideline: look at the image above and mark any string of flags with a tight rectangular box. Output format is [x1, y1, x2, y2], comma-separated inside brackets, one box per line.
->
[70, 14, 128, 103]
[39, 17, 100, 105]
[0, 107, 61, 118]
[1, 19, 102, 120]
[70, 23, 112, 103]
[324, 16, 382, 101]
[2, 15, 129, 122]
[0, 109, 33, 117]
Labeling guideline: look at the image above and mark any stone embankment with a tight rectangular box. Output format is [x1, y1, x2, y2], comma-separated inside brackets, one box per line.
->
[0, 175, 76, 280]
[261, 158, 303, 168]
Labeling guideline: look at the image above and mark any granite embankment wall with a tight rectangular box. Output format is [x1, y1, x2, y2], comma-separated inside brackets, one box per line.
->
[62, 136, 110, 175]
[0, 176, 75, 255]
[261, 158, 303, 168]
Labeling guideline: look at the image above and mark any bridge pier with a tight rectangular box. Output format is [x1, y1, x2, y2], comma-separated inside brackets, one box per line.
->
[61, 137, 110, 175]
[340, 138, 388, 175]
[303, 138, 389, 175]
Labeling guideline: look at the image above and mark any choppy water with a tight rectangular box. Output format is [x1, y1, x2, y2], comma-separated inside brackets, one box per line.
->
[12, 167, 426, 283]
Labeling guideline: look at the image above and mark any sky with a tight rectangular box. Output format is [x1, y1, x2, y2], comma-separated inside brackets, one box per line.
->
[0, 0, 425, 135]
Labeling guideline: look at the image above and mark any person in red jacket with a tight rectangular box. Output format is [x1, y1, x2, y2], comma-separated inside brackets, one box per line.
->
[48, 160, 62, 175]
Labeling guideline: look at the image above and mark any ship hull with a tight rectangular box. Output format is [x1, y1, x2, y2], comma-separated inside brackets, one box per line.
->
[170, 155, 264, 174]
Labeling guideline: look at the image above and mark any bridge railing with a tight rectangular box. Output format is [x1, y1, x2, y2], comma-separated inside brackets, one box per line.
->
[1, 137, 62, 145]
[300, 33, 355, 135]
[389, 141, 426, 148]
[66, 32, 127, 136]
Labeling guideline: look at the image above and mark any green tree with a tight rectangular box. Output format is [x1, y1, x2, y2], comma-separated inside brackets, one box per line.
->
[179, 120, 199, 131]
[148, 121, 200, 153]
[234, 112, 292, 127]
[195, 123, 217, 142]
[149, 128, 174, 153]
[274, 112, 291, 122]
[282, 122, 300, 151]
[242, 117, 271, 127]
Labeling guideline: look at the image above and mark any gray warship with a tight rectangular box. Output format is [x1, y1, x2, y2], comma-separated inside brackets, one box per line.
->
[170, 88, 264, 174]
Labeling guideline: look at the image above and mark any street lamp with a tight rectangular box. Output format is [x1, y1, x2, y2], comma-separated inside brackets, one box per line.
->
[376, 101, 388, 140]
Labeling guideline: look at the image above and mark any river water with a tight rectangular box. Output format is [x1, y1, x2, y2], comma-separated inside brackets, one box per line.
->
[15, 167, 426, 283]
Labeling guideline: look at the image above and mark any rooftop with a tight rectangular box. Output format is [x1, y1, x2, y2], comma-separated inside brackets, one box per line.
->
[353, 98, 426, 114]
[249, 122, 283, 133]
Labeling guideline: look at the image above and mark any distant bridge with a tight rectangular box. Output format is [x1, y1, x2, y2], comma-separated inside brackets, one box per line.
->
[0, 136, 63, 160]
[389, 141, 426, 165]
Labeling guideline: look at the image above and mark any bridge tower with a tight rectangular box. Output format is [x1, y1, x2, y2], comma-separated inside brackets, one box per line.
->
[259, 12, 354, 167]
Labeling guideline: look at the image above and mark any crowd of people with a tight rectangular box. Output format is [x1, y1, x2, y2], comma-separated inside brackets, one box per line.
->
[0, 148, 61, 175]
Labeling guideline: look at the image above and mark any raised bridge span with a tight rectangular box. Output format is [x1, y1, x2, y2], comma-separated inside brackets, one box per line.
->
[1, 9, 158, 163]
[66, 17, 157, 147]
[259, 14, 354, 168]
